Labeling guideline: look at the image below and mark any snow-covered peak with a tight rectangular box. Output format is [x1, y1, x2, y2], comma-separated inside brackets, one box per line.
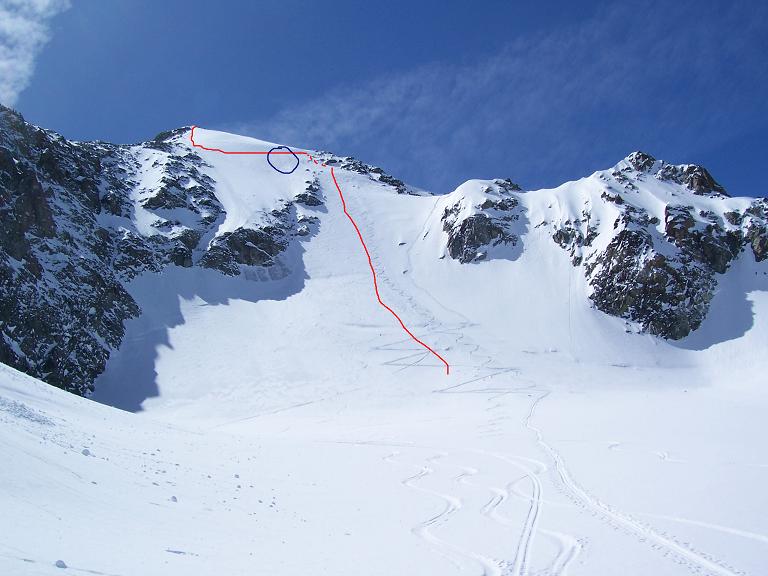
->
[610, 150, 728, 197]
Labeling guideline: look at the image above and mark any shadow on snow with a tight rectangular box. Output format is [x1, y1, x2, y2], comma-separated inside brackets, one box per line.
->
[91, 234, 312, 412]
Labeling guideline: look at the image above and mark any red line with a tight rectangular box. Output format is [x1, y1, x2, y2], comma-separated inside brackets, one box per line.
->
[330, 168, 450, 375]
[189, 126, 450, 375]
[190, 125, 306, 155]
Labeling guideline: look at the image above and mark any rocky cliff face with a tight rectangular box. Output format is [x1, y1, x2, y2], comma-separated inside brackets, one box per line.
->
[1, 106, 138, 395]
[0, 107, 320, 395]
[582, 153, 766, 339]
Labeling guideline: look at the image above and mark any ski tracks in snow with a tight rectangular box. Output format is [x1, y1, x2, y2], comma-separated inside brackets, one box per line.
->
[474, 450, 582, 576]
[379, 391, 750, 576]
[384, 452, 501, 575]
[525, 392, 747, 576]
[384, 448, 581, 576]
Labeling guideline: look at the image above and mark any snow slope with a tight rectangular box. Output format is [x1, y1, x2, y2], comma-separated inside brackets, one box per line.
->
[3, 128, 768, 575]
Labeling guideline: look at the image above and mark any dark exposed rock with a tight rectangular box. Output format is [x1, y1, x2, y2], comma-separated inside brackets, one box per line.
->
[101, 189, 130, 217]
[441, 183, 523, 263]
[750, 232, 768, 261]
[724, 211, 743, 226]
[202, 227, 288, 273]
[745, 199, 767, 219]
[587, 229, 715, 339]
[0, 106, 146, 394]
[373, 169, 407, 194]
[667, 164, 726, 196]
[746, 222, 768, 262]
[480, 196, 518, 211]
[0, 105, 312, 396]
[615, 151, 728, 197]
[329, 155, 412, 194]
[601, 191, 624, 204]
[552, 220, 598, 266]
[295, 178, 323, 206]
[493, 178, 522, 193]
[743, 200, 768, 261]
[625, 151, 656, 172]
[550, 162, 767, 339]
[664, 205, 740, 274]
[663, 205, 696, 243]
[198, 244, 240, 276]
[296, 214, 319, 237]
[169, 244, 194, 268]
[141, 183, 187, 210]
[176, 228, 201, 250]
[152, 127, 191, 144]
[446, 214, 514, 263]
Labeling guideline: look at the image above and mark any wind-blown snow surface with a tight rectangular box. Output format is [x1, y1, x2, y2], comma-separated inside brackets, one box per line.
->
[3, 128, 767, 575]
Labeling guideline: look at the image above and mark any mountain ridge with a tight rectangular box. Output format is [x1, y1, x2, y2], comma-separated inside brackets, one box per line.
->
[0, 104, 765, 396]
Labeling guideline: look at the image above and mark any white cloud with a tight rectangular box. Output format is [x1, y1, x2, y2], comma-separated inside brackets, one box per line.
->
[0, 0, 70, 107]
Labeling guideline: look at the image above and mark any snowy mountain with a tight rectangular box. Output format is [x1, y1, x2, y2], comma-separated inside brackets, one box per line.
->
[1, 105, 767, 575]
[2, 105, 766, 397]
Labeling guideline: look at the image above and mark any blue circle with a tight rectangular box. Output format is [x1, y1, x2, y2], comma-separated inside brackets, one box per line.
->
[267, 146, 300, 174]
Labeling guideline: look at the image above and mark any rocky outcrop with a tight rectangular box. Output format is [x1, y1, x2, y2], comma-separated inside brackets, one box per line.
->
[586, 229, 715, 339]
[663, 205, 741, 274]
[295, 178, 323, 206]
[551, 216, 599, 266]
[619, 151, 727, 196]
[445, 214, 514, 263]
[0, 106, 141, 394]
[550, 153, 768, 339]
[743, 200, 768, 262]
[0, 106, 317, 395]
[441, 180, 524, 263]
[317, 153, 413, 194]
[201, 226, 287, 274]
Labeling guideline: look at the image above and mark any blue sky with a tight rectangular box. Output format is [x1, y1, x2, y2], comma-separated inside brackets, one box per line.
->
[4, 0, 768, 195]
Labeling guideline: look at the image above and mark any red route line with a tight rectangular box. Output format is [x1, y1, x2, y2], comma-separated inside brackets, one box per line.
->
[329, 168, 450, 375]
[189, 125, 450, 376]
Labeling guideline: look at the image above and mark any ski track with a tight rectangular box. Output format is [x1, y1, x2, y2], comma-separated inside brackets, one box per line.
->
[357, 203, 579, 576]
[637, 513, 768, 547]
[385, 452, 502, 575]
[460, 463, 582, 576]
[385, 445, 588, 576]
[476, 452, 543, 576]
[525, 392, 747, 576]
